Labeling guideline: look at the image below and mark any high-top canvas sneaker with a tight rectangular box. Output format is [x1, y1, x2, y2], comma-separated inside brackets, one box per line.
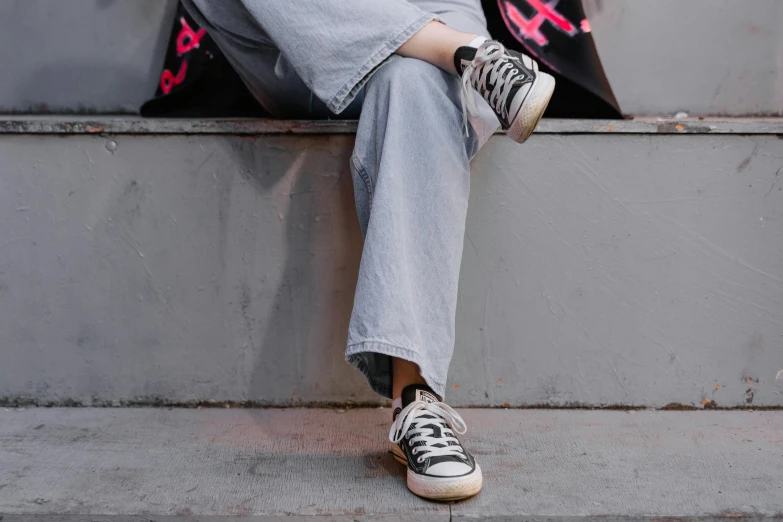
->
[455, 40, 555, 144]
[389, 384, 482, 501]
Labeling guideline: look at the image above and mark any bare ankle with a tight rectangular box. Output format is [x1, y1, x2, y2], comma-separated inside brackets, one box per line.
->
[391, 357, 427, 399]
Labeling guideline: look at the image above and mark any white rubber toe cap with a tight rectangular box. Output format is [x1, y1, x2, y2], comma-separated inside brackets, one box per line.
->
[425, 461, 473, 477]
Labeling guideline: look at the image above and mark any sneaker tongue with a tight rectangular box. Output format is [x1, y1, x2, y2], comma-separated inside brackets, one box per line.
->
[401, 383, 440, 408]
[453, 46, 478, 75]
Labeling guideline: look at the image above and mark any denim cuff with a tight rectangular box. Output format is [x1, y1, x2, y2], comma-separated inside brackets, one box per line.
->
[346, 340, 447, 399]
[327, 13, 440, 114]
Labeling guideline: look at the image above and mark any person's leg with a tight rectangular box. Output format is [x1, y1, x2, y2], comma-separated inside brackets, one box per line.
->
[346, 57, 484, 500]
[385, 1, 502, 401]
[344, 0, 489, 406]
[397, 21, 478, 75]
[185, 0, 550, 500]
[344, 3, 501, 499]
[185, 0, 462, 394]
[392, 359, 428, 400]
[184, 0, 531, 392]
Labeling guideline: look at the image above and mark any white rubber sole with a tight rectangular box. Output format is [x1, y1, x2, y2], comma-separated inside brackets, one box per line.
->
[390, 445, 483, 501]
[506, 71, 556, 144]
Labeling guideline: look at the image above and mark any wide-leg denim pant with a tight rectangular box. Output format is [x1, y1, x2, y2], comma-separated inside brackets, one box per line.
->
[183, 0, 499, 399]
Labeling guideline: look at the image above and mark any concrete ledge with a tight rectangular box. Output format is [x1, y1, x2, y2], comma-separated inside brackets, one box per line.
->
[4, 518, 782, 522]
[1, 408, 782, 520]
[1, 117, 783, 135]
[1, 125, 782, 407]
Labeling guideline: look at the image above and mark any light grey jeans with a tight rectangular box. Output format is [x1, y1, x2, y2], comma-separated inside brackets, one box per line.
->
[183, 0, 498, 399]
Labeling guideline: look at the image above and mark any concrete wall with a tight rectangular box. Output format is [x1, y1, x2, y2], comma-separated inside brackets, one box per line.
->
[0, 0, 782, 115]
[1, 126, 781, 407]
[0, 0, 177, 113]
[587, 0, 783, 116]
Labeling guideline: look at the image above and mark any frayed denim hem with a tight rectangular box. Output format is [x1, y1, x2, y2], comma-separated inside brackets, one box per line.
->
[345, 340, 447, 400]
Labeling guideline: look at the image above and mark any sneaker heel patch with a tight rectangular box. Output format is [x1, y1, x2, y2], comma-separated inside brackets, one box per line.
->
[416, 390, 439, 404]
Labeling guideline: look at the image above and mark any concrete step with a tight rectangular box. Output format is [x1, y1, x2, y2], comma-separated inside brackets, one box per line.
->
[1, 407, 782, 520]
[1, 118, 782, 408]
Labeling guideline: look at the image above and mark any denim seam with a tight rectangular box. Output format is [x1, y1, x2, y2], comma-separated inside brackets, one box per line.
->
[328, 12, 438, 114]
[350, 155, 374, 214]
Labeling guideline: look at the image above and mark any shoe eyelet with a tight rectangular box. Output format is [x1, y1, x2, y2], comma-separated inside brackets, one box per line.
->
[417, 457, 424, 463]
[412, 448, 418, 455]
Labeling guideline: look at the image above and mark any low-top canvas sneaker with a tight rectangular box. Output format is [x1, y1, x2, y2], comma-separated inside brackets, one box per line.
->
[455, 40, 555, 143]
[389, 384, 482, 501]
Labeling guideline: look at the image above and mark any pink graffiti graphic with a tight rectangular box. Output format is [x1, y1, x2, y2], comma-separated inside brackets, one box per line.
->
[504, 0, 577, 47]
[160, 60, 188, 94]
[176, 17, 207, 56]
[159, 17, 208, 94]
[580, 18, 592, 33]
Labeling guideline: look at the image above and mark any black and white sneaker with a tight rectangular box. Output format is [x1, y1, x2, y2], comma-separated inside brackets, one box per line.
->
[389, 384, 482, 501]
[455, 40, 555, 144]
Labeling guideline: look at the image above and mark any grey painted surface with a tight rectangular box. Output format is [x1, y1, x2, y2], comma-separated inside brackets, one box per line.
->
[0, 0, 177, 113]
[0, 130, 782, 407]
[0, 0, 782, 116]
[587, 0, 783, 117]
[459, 134, 783, 407]
[1, 408, 782, 518]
